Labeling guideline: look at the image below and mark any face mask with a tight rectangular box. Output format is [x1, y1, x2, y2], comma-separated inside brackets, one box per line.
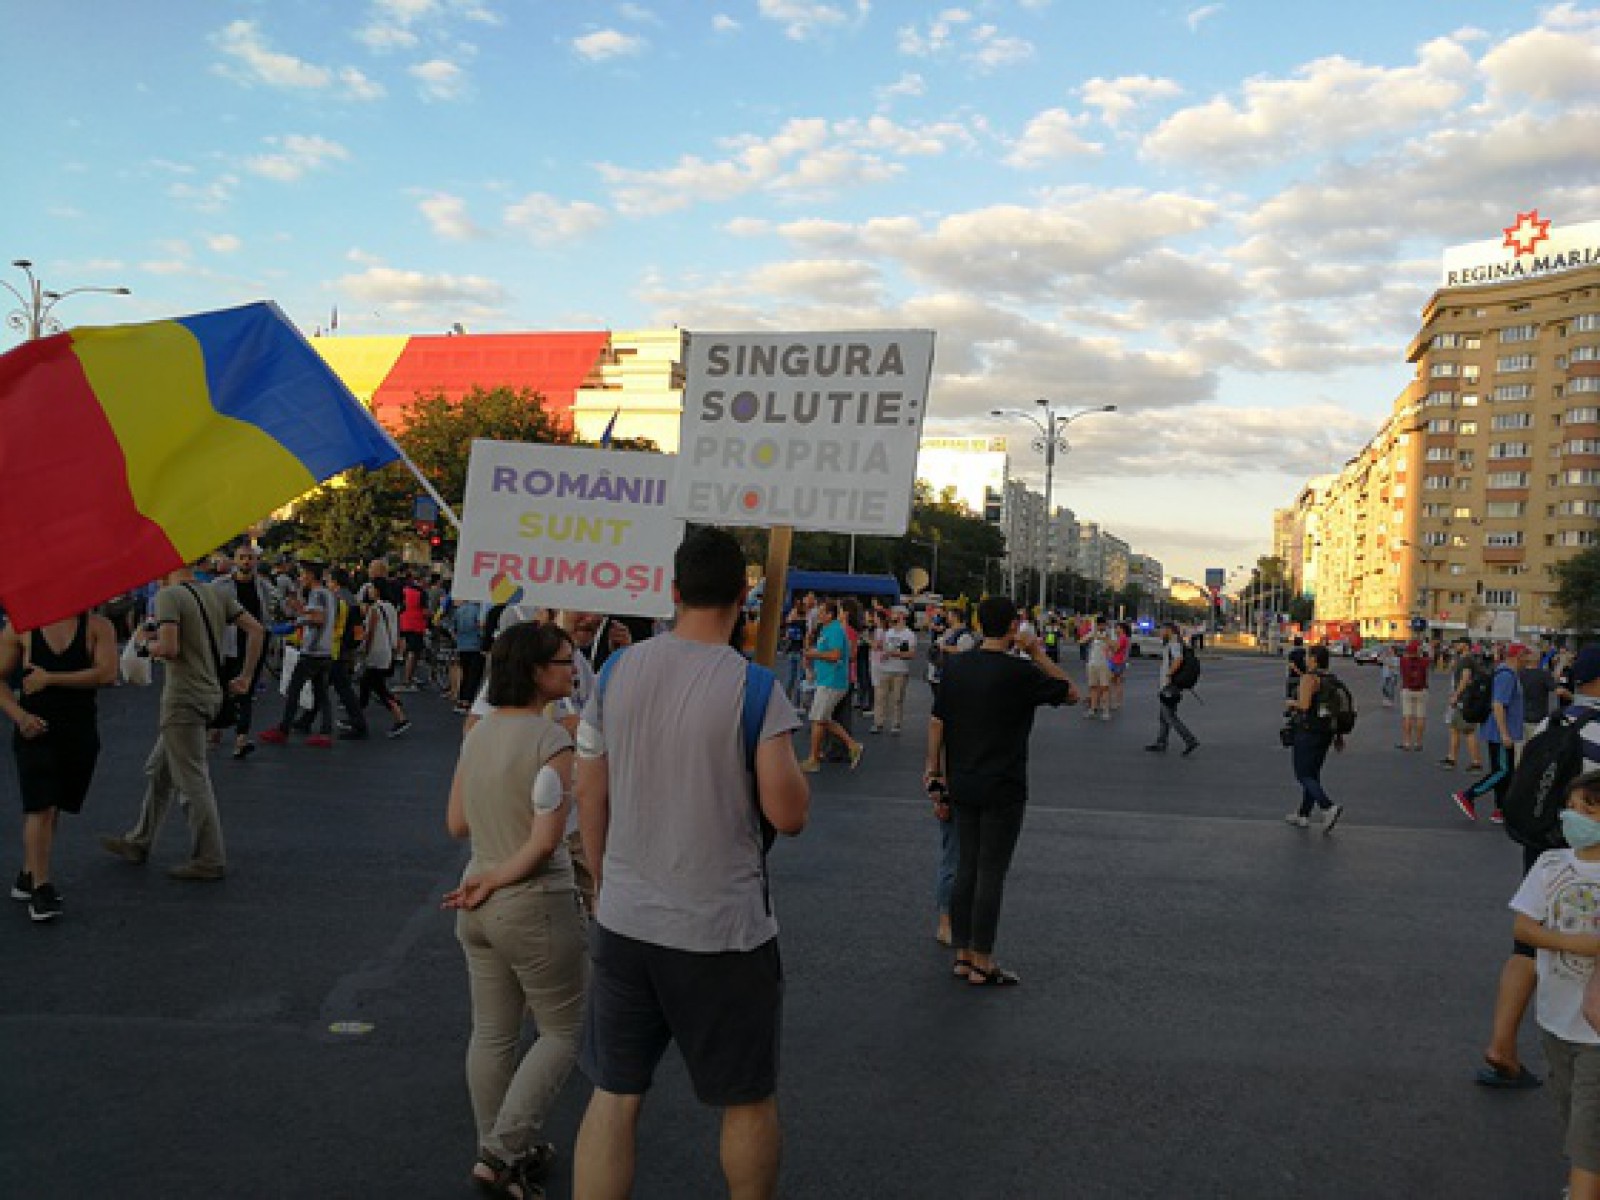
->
[1560, 810, 1600, 851]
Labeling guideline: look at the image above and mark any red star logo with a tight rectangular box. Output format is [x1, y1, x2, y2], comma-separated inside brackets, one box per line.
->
[1502, 209, 1552, 257]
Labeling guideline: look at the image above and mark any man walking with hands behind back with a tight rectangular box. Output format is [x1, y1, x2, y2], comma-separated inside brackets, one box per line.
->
[573, 528, 810, 1200]
[1146, 622, 1200, 756]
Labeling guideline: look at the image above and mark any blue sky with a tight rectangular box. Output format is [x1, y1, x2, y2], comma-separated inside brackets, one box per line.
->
[7, 0, 1600, 580]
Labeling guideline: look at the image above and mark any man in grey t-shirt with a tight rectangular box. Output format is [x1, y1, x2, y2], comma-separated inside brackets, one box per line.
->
[574, 528, 809, 1200]
[260, 561, 336, 748]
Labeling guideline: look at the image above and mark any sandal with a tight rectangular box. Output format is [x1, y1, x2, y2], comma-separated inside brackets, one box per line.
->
[967, 965, 1022, 987]
[473, 1145, 555, 1199]
[952, 959, 975, 979]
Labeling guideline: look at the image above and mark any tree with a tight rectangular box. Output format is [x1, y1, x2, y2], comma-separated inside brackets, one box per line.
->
[1554, 546, 1600, 635]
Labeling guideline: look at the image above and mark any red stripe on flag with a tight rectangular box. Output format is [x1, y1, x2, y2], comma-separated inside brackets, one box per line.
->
[0, 336, 181, 630]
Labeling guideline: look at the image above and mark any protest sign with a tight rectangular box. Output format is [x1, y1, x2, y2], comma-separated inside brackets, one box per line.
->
[675, 330, 936, 535]
[451, 441, 680, 617]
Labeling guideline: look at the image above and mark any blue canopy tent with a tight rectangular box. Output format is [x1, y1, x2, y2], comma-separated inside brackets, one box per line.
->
[780, 570, 901, 604]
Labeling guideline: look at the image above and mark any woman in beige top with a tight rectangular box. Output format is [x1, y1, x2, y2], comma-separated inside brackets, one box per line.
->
[445, 622, 586, 1200]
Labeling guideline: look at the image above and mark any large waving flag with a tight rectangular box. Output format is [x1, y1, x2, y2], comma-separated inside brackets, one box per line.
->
[0, 301, 400, 630]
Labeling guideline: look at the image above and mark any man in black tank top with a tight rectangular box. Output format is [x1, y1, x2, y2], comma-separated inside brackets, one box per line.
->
[0, 610, 119, 922]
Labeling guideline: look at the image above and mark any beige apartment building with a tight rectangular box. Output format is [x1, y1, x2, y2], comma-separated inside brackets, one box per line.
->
[1286, 212, 1600, 640]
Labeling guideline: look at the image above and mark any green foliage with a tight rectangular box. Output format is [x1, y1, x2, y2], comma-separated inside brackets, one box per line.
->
[1554, 546, 1600, 634]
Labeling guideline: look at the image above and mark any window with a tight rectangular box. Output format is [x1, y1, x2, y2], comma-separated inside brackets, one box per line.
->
[1488, 471, 1530, 487]
[1425, 390, 1456, 407]
[1496, 354, 1537, 372]
[1566, 439, 1600, 455]
[1450, 565, 1465, 577]
[1571, 345, 1600, 363]
[1558, 530, 1600, 547]
[1463, 365, 1481, 382]
[1458, 451, 1476, 468]
[1486, 501, 1525, 518]
[1422, 503, 1449, 517]
[1466, 335, 1482, 349]
[1486, 531, 1525, 548]
[1423, 475, 1453, 490]
[1462, 393, 1480, 407]
[1575, 314, 1600, 333]
[1557, 499, 1600, 516]
[1422, 531, 1448, 546]
[1432, 333, 1462, 349]
[1489, 442, 1531, 459]
[1563, 469, 1600, 485]
[1425, 447, 1454, 462]
[1500, 324, 1538, 343]
[1459, 420, 1479, 435]
[1429, 362, 1459, 377]
[1571, 377, 1600, 394]
[1425, 418, 1454, 433]
[1493, 384, 1534, 402]
[1483, 589, 1520, 606]
[1492, 413, 1534, 430]
[1568, 407, 1600, 425]
[1453, 506, 1473, 519]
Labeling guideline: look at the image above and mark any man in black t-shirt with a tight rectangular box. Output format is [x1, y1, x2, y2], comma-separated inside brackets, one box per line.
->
[924, 595, 1076, 987]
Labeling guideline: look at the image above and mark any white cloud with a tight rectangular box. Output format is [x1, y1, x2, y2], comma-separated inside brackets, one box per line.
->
[419, 193, 487, 240]
[213, 20, 384, 99]
[503, 192, 610, 242]
[140, 259, 193, 276]
[1080, 75, 1183, 127]
[895, 11, 1032, 70]
[410, 58, 467, 99]
[245, 134, 350, 182]
[619, 3, 660, 24]
[573, 29, 646, 60]
[356, 22, 420, 51]
[745, 258, 884, 305]
[1144, 36, 1473, 171]
[204, 233, 242, 253]
[969, 25, 1034, 70]
[712, 13, 740, 33]
[1005, 108, 1102, 166]
[169, 174, 239, 212]
[898, 9, 973, 57]
[1480, 15, 1600, 102]
[758, 0, 860, 41]
[335, 266, 510, 323]
[1186, 4, 1222, 32]
[877, 72, 926, 104]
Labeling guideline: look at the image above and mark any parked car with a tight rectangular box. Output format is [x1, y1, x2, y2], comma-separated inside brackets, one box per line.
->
[1353, 646, 1382, 665]
[1327, 639, 1354, 657]
[1129, 632, 1165, 658]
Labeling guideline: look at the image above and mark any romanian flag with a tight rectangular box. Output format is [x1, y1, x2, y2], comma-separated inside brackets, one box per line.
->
[0, 301, 400, 630]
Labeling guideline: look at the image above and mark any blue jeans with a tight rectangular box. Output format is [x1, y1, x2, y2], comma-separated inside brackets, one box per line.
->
[783, 650, 804, 701]
[935, 815, 959, 916]
[1292, 729, 1334, 815]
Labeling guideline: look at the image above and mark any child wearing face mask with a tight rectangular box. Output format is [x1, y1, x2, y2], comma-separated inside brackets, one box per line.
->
[1510, 770, 1600, 1200]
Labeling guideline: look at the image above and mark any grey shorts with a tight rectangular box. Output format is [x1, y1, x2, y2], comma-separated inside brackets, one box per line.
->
[809, 686, 847, 724]
[1541, 1030, 1600, 1174]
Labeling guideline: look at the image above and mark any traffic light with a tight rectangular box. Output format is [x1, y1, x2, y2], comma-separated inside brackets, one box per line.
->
[429, 532, 443, 550]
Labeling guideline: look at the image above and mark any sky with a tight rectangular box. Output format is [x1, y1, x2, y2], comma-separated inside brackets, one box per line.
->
[7, 0, 1600, 582]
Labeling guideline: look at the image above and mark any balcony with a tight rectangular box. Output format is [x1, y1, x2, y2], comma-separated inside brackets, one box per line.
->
[1482, 546, 1526, 565]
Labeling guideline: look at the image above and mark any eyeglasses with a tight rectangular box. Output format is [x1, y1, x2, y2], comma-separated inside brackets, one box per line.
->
[547, 657, 576, 666]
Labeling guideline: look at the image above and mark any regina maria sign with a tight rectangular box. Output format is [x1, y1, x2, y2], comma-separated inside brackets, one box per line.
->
[1441, 210, 1600, 288]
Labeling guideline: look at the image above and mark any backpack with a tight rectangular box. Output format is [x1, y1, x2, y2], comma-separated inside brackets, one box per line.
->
[595, 651, 776, 850]
[1501, 706, 1600, 850]
[1308, 672, 1357, 735]
[1458, 664, 1495, 725]
[1170, 645, 1201, 690]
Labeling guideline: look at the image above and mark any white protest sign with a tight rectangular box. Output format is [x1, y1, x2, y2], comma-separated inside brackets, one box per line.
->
[675, 330, 936, 535]
[451, 441, 681, 618]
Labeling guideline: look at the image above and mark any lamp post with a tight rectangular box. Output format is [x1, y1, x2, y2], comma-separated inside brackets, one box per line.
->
[909, 536, 941, 594]
[991, 401, 1116, 613]
[3, 259, 131, 342]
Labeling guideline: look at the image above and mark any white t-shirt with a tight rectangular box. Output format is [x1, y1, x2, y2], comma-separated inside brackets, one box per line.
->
[1510, 849, 1600, 1044]
[365, 600, 399, 671]
[1087, 630, 1110, 668]
[1161, 640, 1183, 688]
[878, 627, 915, 676]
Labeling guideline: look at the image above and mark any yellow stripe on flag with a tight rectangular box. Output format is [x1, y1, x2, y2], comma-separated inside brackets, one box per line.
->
[71, 321, 318, 559]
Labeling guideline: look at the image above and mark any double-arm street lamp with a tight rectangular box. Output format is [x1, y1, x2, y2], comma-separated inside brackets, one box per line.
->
[3, 259, 131, 342]
[990, 401, 1116, 611]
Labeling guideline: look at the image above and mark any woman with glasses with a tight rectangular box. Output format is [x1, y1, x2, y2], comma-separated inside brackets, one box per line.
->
[445, 622, 587, 1199]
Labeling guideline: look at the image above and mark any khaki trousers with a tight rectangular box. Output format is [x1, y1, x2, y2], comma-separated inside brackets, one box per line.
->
[457, 887, 588, 1162]
[127, 720, 226, 869]
[875, 673, 909, 731]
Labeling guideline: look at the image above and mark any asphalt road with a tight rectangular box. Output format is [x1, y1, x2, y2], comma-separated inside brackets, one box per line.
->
[0, 649, 1566, 1198]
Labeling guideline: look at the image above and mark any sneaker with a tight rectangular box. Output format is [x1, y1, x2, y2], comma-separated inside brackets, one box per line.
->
[98, 835, 148, 865]
[849, 743, 865, 771]
[11, 870, 32, 901]
[388, 720, 412, 738]
[305, 734, 334, 749]
[799, 759, 820, 773]
[1323, 804, 1344, 834]
[1452, 790, 1478, 821]
[336, 720, 354, 733]
[1100, 710, 1111, 722]
[337, 729, 370, 741]
[1145, 743, 1167, 753]
[258, 728, 288, 746]
[167, 862, 225, 882]
[1182, 741, 1200, 757]
[28, 881, 62, 922]
[1285, 813, 1310, 828]
[1490, 809, 1505, 825]
[870, 726, 882, 735]
[890, 727, 902, 736]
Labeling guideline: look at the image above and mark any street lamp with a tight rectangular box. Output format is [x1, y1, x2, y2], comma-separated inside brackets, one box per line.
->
[3, 259, 131, 342]
[991, 401, 1116, 611]
[909, 535, 941, 594]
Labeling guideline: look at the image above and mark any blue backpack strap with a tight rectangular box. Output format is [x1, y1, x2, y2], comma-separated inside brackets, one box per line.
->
[594, 646, 628, 716]
[742, 661, 775, 772]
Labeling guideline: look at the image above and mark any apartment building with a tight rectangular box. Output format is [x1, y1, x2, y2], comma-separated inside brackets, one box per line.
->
[1290, 211, 1600, 639]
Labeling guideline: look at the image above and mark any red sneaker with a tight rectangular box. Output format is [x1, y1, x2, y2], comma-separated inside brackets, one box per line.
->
[305, 734, 333, 749]
[1490, 809, 1505, 825]
[258, 728, 288, 746]
[1452, 791, 1477, 821]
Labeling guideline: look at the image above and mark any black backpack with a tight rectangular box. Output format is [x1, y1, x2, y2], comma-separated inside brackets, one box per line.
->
[1502, 707, 1600, 850]
[1170, 645, 1201, 690]
[1459, 664, 1496, 725]
[1308, 672, 1358, 735]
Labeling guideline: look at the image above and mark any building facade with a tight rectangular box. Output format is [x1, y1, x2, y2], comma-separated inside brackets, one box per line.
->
[1289, 211, 1600, 639]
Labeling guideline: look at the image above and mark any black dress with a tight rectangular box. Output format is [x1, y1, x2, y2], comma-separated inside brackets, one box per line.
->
[13, 616, 100, 815]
